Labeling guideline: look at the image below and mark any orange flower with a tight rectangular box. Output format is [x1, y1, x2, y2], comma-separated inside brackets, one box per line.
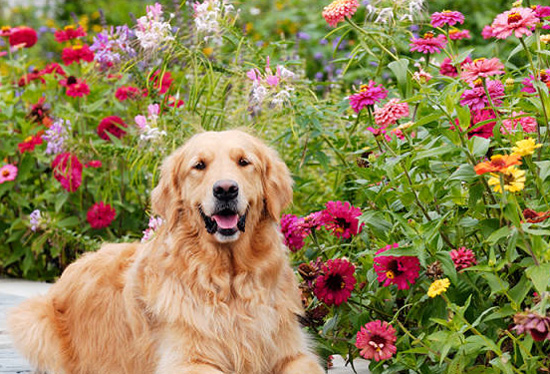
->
[474, 154, 521, 175]
[523, 208, 550, 223]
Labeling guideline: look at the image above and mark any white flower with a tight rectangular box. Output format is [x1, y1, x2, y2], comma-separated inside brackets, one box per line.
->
[250, 81, 268, 105]
[249, 7, 261, 15]
[375, 8, 394, 24]
[135, 3, 174, 51]
[140, 126, 167, 141]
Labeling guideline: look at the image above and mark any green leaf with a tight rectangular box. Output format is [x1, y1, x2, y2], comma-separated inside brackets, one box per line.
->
[508, 275, 532, 307]
[483, 273, 509, 296]
[57, 216, 80, 228]
[486, 226, 511, 245]
[526, 263, 550, 295]
[388, 59, 410, 98]
[534, 160, 550, 181]
[471, 136, 490, 157]
[448, 164, 476, 182]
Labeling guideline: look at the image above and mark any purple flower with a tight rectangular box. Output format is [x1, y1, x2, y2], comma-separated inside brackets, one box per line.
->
[90, 25, 136, 70]
[29, 209, 42, 232]
[43, 119, 71, 155]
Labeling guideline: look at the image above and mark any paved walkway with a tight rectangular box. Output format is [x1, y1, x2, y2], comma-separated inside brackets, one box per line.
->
[0, 279, 370, 373]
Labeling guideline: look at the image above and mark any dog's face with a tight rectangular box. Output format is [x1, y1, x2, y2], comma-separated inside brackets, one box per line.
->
[151, 130, 293, 244]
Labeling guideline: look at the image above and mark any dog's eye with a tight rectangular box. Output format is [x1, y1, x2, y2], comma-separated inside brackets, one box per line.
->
[193, 161, 206, 170]
[238, 158, 250, 167]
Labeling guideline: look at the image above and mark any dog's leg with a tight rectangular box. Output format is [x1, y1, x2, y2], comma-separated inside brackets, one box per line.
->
[278, 354, 325, 374]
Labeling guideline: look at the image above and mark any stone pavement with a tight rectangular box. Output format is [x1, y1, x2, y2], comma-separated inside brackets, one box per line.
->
[0, 279, 370, 373]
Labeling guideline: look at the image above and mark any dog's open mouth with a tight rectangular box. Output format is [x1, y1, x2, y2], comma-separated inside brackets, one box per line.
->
[200, 207, 247, 236]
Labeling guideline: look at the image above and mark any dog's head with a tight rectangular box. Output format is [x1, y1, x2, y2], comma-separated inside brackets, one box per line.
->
[151, 130, 293, 244]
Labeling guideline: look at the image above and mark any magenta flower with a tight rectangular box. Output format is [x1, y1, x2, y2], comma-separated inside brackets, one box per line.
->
[468, 109, 498, 139]
[373, 243, 420, 290]
[321, 201, 363, 239]
[491, 7, 539, 39]
[409, 33, 447, 54]
[314, 258, 356, 306]
[348, 81, 388, 113]
[481, 25, 495, 39]
[513, 311, 550, 342]
[356, 320, 397, 361]
[280, 214, 308, 252]
[0, 164, 18, 184]
[52, 153, 82, 192]
[374, 99, 409, 127]
[521, 70, 550, 93]
[460, 58, 505, 84]
[450, 247, 477, 271]
[87, 202, 116, 229]
[97, 116, 128, 141]
[501, 111, 538, 134]
[430, 10, 465, 28]
[322, 0, 360, 27]
[459, 80, 505, 111]
[448, 29, 471, 40]
[439, 56, 472, 78]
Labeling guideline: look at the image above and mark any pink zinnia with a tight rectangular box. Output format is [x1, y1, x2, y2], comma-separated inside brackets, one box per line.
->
[314, 258, 356, 306]
[481, 25, 495, 39]
[356, 320, 397, 362]
[439, 56, 472, 78]
[491, 7, 539, 39]
[501, 111, 537, 134]
[97, 116, 127, 141]
[280, 214, 308, 252]
[322, 0, 359, 27]
[85, 160, 102, 168]
[348, 81, 388, 113]
[409, 32, 447, 54]
[150, 70, 173, 94]
[52, 152, 82, 192]
[448, 29, 471, 40]
[374, 99, 409, 127]
[60, 76, 90, 97]
[321, 201, 363, 239]
[450, 247, 477, 271]
[0, 164, 18, 184]
[87, 202, 116, 229]
[460, 58, 505, 84]
[459, 80, 505, 111]
[521, 70, 550, 93]
[431, 10, 464, 28]
[373, 243, 420, 290]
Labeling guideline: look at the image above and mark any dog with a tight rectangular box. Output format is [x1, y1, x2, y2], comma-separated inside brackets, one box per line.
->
[8, 130, 325, 374]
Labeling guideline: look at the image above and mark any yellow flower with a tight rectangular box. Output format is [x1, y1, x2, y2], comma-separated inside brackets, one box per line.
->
[512, 138, 542, 157]
[487, 166, 526, 193]
[428, 278, 450, 298]
[542, 35, 550, 44]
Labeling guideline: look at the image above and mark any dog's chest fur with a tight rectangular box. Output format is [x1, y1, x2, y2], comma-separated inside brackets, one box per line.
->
[138, 245, 297, 374]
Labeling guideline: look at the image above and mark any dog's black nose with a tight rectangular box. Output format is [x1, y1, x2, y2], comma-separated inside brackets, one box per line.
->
[213, 180, 239, 201]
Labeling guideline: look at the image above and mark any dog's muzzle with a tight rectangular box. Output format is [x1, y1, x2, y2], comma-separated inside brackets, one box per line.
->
[199, 179, 247, 237]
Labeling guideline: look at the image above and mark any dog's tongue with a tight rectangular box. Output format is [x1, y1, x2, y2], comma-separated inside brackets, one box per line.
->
[212, 214, 239, 229]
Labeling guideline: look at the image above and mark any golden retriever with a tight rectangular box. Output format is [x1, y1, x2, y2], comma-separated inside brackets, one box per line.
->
[8, 130, 325, 374]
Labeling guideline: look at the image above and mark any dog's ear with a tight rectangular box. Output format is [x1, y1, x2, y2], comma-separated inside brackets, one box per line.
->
[151, 149, 184, 224]
[263, 147, 293, 222]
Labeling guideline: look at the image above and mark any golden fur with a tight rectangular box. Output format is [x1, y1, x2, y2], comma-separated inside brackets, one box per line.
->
[8, 130, 325, 374]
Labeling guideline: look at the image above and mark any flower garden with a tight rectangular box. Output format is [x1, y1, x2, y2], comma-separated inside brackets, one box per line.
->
[1, 0, 550, 371]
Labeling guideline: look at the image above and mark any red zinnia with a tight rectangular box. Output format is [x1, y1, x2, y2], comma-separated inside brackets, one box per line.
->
[52, 152, 82, 192]
[9, 26, 37, 48]
[523, 208, 550, 223]
[150, 70, 174, 94]
[60, 76, 90, 97]
[314, 258, 356, 306]
[18, 71, 45, 87]
[348, 81, 388, 113]
[468, 109, 498, 139]
[18, 134, 43, 153]
[115, 86, 147, 101]
[54, 25, 86, 43]
[373, 243, 420, 290]
[87, 202, 116, 229]
[280, 214, 308, 252]
[97, 116, 127, 141]
[61, 44, 94, 65]
[85, 160, 102, 168]
[321, 201, 363, 239]
[356, 320, 397, 361]
[409, 32, 447, 54]
[450, 247, 477, 271]
[40, 63, 66, 77]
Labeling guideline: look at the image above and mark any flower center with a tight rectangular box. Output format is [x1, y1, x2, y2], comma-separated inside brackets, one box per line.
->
[2, 170, 10, 177]
[325, 273, 346, 291]
[449, 29, 459, 35]
[507, 12, 522, 24]
[64, 25, 75, 30]
[473, 58, 486, 64]
[473, 78, 483, 87]
[368, 335, 387, 352]
[67, 76, 77, 85]
[359, 84, 370, 92]
[335, 218, 351, 230]
[1, 26, 11, 32]
[423, 31, 434, 39]
[72, 44, 83, 50]
[386, 260, 403, 279]
[24, 136, 33, 142]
